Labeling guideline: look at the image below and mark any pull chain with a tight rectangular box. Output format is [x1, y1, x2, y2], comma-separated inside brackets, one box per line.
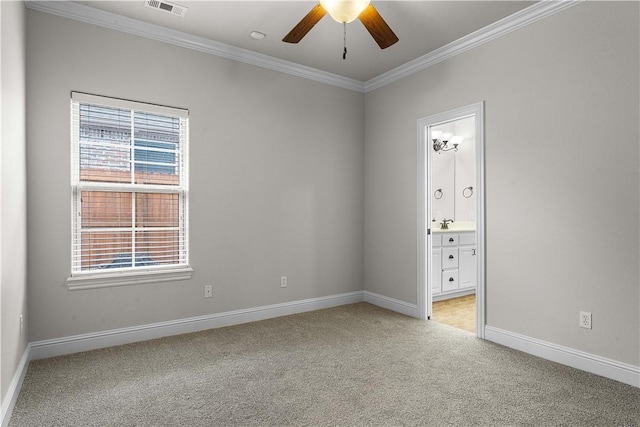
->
[343, 22, 347, 60]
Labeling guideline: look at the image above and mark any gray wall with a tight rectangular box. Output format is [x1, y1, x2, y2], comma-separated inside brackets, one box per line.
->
[1, 0, 28, 406]
[364, 1, 639, 365]
[26, 10, 364, 341]
[20, 0, 640, 375]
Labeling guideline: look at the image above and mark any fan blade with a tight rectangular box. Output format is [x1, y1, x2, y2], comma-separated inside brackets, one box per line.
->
[282, 3, 327, 44]
[358, 4, 398, 49]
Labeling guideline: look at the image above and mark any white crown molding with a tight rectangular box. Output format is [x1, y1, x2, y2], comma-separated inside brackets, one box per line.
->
[24, 0, 365, 93]
[25, 0, 583, 94]
[363, 0, 585, 93]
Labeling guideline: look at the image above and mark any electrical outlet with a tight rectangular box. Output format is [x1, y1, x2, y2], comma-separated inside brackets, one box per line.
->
[204, 285, 213, 298]
[580, 311, 592, 329]
[280, 276, 287, 288]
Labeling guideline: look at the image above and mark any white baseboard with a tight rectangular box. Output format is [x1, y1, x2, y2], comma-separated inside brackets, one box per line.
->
[31, 291, 364, 360]
[5, 296, 636, 427]
[29, 289, 419, 361]
[363, 291, 419, 318]
[4, 292, 413, 426]
[484, 326, 640, 388]
[1, 347, 30, 427]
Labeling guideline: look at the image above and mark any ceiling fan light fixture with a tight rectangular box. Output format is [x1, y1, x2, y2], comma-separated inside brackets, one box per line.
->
[282, 0, 397, 50]
[320, 0, 371, 24]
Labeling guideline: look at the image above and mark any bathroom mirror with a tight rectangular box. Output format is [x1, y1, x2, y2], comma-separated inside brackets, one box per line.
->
[431, 116, 476, 222]
[432, 153, 455, 220]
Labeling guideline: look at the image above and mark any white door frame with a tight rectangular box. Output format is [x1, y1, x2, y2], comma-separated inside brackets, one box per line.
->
[417, 102, 486, 338]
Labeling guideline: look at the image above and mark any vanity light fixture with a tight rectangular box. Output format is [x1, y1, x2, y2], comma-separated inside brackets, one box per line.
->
[432, 130, 463, 153]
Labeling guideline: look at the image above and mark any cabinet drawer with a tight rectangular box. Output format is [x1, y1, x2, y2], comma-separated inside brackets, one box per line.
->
[459, 233, 475, 246]
[442, 247, 458, 269]
[442, 234, 458, 246]
[442, 270, 459, 292]
[432, 234, 442, 247]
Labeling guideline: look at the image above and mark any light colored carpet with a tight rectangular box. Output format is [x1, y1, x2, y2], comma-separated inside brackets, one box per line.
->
[9, 303, 640, 426]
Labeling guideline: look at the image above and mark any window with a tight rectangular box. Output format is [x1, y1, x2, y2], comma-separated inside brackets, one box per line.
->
[67, 92, 191, 290]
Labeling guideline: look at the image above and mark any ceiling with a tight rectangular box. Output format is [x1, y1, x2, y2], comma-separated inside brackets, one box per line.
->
[73, 1, 535, 82]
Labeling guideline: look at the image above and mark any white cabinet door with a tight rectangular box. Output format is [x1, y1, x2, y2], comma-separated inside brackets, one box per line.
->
[459, 245, 476, 290]
[442, 247, 459, 269]
[442, 270, 459, 292]
[432, 249, 442, 294]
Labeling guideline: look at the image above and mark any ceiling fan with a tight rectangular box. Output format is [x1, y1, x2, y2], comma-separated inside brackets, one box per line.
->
[282, 0, 399, 51]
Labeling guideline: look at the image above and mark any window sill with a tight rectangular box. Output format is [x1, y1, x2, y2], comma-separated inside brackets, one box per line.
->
[66, 267, 193, 290]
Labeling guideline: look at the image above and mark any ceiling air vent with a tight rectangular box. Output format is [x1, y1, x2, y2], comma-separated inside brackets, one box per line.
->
[145, 0, 188, 18]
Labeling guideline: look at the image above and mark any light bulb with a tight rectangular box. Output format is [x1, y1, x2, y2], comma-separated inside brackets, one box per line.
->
[450, 135, 463, 145]
[320, 0, 371, 23]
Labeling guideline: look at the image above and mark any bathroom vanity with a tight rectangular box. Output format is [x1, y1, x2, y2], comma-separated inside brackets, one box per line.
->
[432, 229, 476, 301]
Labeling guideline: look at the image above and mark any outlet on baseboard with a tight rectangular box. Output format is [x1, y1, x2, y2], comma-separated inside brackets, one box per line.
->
[579, 311, 592, 329]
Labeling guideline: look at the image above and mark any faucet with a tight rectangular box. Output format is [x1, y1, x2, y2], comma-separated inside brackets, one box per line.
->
[440, 219, 454, 229]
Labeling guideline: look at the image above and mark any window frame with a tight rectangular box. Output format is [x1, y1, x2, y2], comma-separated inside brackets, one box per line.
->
[66, 92, 192, 290]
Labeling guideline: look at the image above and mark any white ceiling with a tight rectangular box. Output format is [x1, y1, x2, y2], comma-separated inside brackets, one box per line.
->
[72, 1, 535, 82]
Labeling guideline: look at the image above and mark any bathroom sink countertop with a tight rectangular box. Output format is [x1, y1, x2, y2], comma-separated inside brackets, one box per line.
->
[432, 221, 476, 233]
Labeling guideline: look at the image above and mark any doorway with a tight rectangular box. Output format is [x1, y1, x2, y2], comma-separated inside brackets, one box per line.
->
[417, 102, 485, 338]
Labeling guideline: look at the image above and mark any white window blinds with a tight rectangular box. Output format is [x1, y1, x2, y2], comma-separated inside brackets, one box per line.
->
[70, 92, 189, 276]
